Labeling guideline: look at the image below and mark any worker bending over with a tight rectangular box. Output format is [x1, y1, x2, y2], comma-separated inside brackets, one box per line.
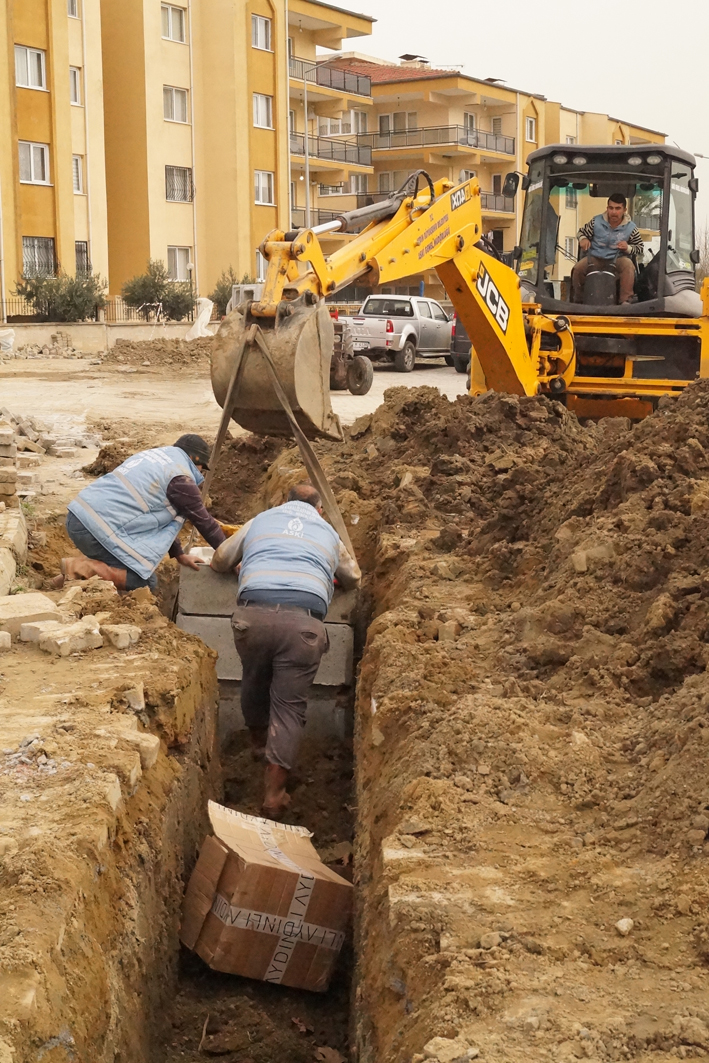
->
[55, 434, 225, 591]
[571, 193, 644, 304]
[211, 483, 361, 819]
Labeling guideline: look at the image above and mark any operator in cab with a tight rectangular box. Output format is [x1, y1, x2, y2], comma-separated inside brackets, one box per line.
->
[571, 193, 644, 304]
[54, 434, 225, 591]
[211, 483, 361, 820]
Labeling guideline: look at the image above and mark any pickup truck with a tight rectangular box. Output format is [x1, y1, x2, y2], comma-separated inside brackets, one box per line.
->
[344, 295, 453, 372]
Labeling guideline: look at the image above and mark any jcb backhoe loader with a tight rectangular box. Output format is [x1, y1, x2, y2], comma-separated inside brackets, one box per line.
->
[211, 144, 709, 439]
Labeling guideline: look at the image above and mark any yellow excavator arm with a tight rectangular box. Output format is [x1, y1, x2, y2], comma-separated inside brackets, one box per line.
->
[210, 173, 575, 440]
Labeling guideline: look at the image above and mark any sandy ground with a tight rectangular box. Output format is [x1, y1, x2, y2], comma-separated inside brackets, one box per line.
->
[0, 356, 467, 435]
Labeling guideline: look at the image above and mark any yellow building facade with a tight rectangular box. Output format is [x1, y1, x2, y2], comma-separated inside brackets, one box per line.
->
[0, 0, 109, 312]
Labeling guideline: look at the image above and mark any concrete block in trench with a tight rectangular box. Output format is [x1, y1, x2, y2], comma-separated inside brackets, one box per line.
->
[178, 562, 358, 624]
[0, 592, 61, 637]
[176, 614, 354, 685]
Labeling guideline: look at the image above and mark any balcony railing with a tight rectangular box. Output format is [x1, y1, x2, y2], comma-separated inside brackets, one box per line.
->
[481, 192, 515, 213]
[290, 208, 345, 229]
[289, 132, 371, 166]
[288, 56, 371, 98]
[355, 125, 515, 156]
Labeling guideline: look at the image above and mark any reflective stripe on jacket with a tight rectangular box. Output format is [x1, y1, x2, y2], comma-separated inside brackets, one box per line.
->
[237, 500, 340, 612]
[68, 446, 203, 579]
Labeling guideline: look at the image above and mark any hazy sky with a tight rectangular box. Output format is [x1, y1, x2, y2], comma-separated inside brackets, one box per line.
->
[341, 0, 709, 228]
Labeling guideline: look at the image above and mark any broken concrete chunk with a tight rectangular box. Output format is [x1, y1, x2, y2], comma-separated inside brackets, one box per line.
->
[19, 619, 62, 642]
[0, 509, 28, 562]
[0, 630, 10, 652]
[431, 559, 464, 580]
[615, 917, 634, 936]
[0, 548, 15, 597]
[39, 616, 103, 656]
[0, 592, 61, 637]
[423, 1037, 478, 1062]
[119, 730, 160, 769]
[100, 623, 141, 649]
[0, 469, 17, 483]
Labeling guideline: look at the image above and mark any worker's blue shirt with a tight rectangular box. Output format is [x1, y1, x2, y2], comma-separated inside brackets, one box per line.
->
[68, 446, 203, 579]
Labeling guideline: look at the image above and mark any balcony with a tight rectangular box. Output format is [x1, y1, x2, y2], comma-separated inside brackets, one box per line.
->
[289, 132, 372, 167]
[289, 56, 371, 98]
[355, 125, 515, 156]
[290, 207, 345, 229]
[480, 192, 515, 213]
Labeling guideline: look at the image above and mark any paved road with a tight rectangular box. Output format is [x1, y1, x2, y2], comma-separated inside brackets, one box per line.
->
[0, 356, 468, 433]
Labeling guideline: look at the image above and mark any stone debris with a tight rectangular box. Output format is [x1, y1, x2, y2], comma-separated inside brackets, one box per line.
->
[100, 623, 141, 649]
[615, 917, 634, 936]
[0, 591, 61, 637]
[0, 631, 10, 652]
[422, 1037, 478, 1062]
[38, 616, 104, 656]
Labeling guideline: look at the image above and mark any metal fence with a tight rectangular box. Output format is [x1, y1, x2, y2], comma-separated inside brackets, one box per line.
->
[355, 125, 515, 156]
[289, 131, 371, 166]
[1, 296, 193, 324]
[288, 56, 371, 97]
[480, 192, 515, 213]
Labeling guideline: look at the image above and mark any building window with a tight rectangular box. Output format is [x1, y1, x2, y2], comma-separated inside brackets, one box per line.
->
[255, 249, 266, 280]
[15, 45, 46, 90]
[461, 169, 476, 181]
[525, 116, 536, 142]
[253, 93, 273, 129]
[19, 141, 50, 184]
[72, 155, 83, 193]
[565, 185, 577, 208]
[254, 170, 274, 205]
[163, 86, 188, 122]
[289, 109, 296, 133]
[165, 165, 193, 201]
[349, 174, 367, 194]
[565, 134, 576, 144]
[492, 173, 502, 195]
[379, 112, 417, 135]
[69, 66, 82, 104]
[353, 110, 367, 134]
[167, 245, 191, 281]
[464, 112, 476, 131]
[378, 172, 392, 193]
[22, 236, 55, 276]
[161, 4, 186, 42]
[251, 14, 271, 50]
[564, 236, 577, 259]
[75, 241, 91, 274]
[67, 0, 79, 16]
[492, 117, 502, 135]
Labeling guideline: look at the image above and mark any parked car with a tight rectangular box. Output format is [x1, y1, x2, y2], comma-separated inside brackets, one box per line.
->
[449, 312, 471, 374]
[344, 295, 453, 372]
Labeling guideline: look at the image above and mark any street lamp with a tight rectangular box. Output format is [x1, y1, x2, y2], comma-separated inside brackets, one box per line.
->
[186, 261, 194, 319]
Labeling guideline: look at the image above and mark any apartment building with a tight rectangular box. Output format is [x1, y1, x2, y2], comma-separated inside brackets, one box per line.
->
[0, 0, 109, 307]
[316, 55, 665, 297]
[99, 0, 373, 297]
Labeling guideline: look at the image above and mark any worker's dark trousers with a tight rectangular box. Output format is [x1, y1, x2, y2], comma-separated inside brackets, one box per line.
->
[231, 603, 329, 770]
[571, 254, 635, 303]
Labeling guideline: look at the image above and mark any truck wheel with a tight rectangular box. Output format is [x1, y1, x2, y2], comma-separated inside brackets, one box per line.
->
[444, 355, 454, 367]
[394, 341, 416, 373]
[347, 355, 374, 396]
[452, 353, 470, 374]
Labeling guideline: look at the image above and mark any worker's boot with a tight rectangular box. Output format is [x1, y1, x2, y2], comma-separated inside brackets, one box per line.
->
[52, 556, 127, 591]
[262, 762, 290, 820]
[248, 727, 268, 762]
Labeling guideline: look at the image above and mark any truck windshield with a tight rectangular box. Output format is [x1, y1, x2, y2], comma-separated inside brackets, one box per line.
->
[518, 163, 545, 286]
[361, 298, 413, 317]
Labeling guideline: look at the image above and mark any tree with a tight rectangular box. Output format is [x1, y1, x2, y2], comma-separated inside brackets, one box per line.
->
[15, 272, 107, 322]
[208, 265, 239, 317]
[121, 259, 195, 320]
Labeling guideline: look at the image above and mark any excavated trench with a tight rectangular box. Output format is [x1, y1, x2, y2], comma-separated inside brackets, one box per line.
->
[7, 383, 709, 1063]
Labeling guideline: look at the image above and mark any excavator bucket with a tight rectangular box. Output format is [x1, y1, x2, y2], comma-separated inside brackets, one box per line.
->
[211, 301, 343, 441]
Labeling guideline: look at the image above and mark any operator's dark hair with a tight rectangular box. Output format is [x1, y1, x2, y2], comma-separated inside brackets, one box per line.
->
[608, 192, 627, 207]
[287, 483, 321, 509]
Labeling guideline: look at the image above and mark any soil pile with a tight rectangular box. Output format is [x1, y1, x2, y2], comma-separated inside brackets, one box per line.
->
[102, 335, 214, 368]
[229, 384, 709, 1063]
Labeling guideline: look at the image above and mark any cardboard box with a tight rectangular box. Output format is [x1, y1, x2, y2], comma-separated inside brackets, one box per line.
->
[181, 801, 352, 992]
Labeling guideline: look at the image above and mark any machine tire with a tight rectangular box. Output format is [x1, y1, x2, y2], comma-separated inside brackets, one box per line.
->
[347, 355, 374, 396]
[452, 352, 470, 374]
[444, 354, 454, 367]
[394, 341, 416, 373]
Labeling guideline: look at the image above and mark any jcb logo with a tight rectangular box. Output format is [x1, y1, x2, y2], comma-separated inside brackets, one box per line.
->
[476, 262, 509, 334]
[450, 186, 469, 211]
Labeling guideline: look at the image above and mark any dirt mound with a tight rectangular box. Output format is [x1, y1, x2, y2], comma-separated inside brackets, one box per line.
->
[221, 383, 709, 1062]
[102, 336, 214, 368]
[208, 433, 285, 524]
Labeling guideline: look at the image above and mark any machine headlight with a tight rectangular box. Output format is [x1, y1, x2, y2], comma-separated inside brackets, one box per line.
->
[572, 156, 587, 165]
[627, 156, 643, 165]
[647, 154, 662, 164]
[552, 154, 568, 164]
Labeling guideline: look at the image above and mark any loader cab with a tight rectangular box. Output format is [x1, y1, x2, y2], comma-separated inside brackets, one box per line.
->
[516, 144, 702, 318]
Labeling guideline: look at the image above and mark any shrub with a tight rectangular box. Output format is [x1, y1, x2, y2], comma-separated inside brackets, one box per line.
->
[208, 266, 239, 317]
[121, 259, 195, 321]
[15, 272, 107, 322]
